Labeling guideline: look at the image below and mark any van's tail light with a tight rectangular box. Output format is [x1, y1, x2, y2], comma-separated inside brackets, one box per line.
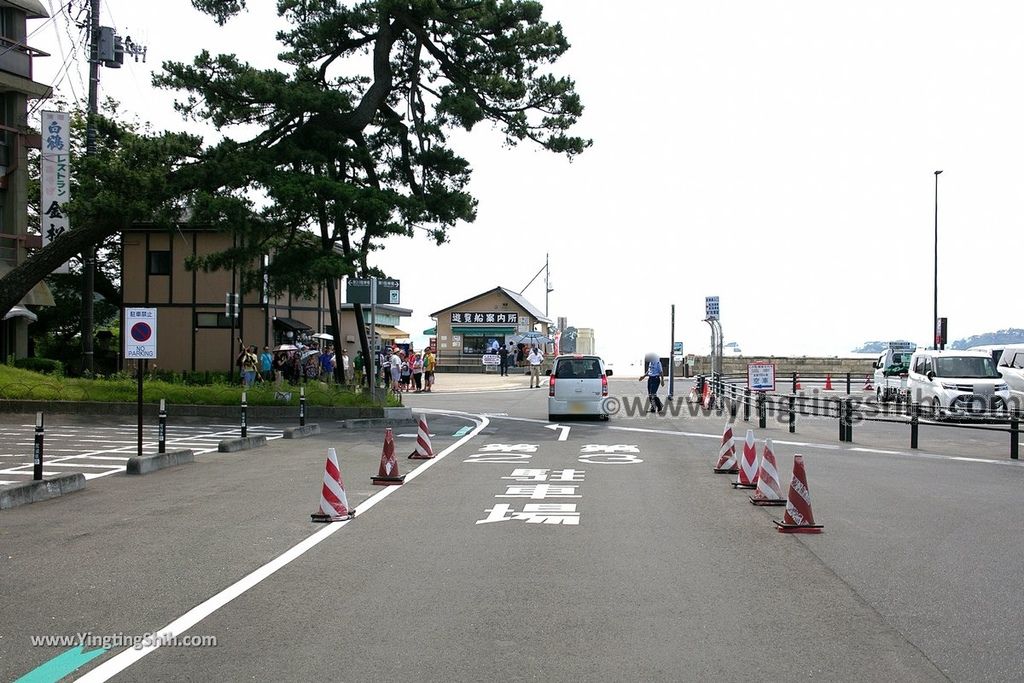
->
[549, 374, 556, 397]
[602, 374, 608, 396]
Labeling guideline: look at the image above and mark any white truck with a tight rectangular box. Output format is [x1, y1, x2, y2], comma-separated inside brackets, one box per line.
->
[872, 341, 916, 403]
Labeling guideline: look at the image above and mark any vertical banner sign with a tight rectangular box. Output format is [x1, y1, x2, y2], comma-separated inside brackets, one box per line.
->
[124, 308, 158, 359]
[40, 111, 71, 248]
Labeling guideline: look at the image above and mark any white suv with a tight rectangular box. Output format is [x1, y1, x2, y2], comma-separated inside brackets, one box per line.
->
[907, 349, 1010, 417]
[547, 354, 612, 421]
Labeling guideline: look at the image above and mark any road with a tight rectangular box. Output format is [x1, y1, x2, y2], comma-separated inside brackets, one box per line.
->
[2, 378, 1022, 681]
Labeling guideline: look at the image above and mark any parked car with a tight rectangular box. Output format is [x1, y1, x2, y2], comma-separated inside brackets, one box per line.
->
[547, 354, 612, 420]
[995, 344, 1024, 409]
[872, 343, 915, 403]
[906, 349, 1010, 417]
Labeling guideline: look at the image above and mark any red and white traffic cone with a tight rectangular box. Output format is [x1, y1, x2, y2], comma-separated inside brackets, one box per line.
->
[311, 448, 355, 522]
[863, 374, 874, 391]
[731, 429, 758, 489]
[712, 421, 738, 473]
[701, 382, 713, 410]
[408, 415, 435, 459]
[773, 455, 823, 533]
[749, 439, 786, 506]
[824, 374, 833, 391]
[795, 374, 802, 391]
[371, 428, 405, 485]
[687, 380, 699, 403]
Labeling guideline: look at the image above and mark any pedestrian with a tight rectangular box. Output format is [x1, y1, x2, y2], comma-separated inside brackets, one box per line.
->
[639, 352, 665, 413]
[527, 345, 544, 388]
[389, 350, 403, 393]
[340, 347, 351, 386]
[411, 351, 424, 392]
[320, 345, 335, 382]
[400, 353, 411, 391]
[498, 343, 509, 376]
[272, 351, 286, 388]
[424, 347, 436, 392]
[353, 350, 364, 389]
[259, 346, 273, 382]
[237, 341, 259, 388]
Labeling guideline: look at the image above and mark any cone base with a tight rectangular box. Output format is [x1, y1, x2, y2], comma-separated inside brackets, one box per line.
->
[773, 520, 823, 533]
[408, 452, 434, 460]
[731, 482, 757, 489]
[371, 475, 406, 486]
[712, 467, 739, 474]
[749, 496, 786, 506]
[311, 511, 355, 523]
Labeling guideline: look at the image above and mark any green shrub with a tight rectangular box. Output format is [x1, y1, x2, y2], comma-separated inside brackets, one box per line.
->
[14, 357, 65, 376]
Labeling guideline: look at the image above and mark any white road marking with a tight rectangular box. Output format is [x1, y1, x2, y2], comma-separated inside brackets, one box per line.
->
[75, 413, 490, 682]
[545, 424, 571, 441]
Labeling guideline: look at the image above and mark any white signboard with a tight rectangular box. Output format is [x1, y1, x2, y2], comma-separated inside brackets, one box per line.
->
[747, 362, 775, 392]
[888, 341, 916, 352]
[705, 296, 720, 321]
[481, 354, 500, 366]
[40, 110, 71, 248]
[124, 308, 157, 359]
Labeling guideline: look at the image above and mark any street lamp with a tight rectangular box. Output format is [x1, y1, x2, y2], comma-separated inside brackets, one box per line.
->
[933, 170, 943, 350]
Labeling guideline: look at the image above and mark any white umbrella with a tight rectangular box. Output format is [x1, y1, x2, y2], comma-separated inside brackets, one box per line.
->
[511, 331, 553, 344]
[274, 344, 298, 352]
[312, 332, 334, 340]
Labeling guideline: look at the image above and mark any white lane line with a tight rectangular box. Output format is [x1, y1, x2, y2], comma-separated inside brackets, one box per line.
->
[76, 412, 489, 682]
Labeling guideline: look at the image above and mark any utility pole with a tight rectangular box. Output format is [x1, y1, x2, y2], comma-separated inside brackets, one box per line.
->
[544, 252, 552, 318]
[81, 0, 100, 374]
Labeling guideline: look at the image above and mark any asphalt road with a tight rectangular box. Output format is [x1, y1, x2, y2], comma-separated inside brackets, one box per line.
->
[2, 380, 1022, 681]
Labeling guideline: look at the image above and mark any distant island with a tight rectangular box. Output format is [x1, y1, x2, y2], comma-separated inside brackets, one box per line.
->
[853, 328, 1024, 353]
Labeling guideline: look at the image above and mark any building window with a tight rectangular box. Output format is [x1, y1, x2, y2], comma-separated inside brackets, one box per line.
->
[195, 312, 233, 328]
[462, 335, 504, 355]
[148, 250, 171, 275]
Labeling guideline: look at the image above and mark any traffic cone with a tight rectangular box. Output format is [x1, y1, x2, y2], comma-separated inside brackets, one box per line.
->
[773, 455, 823, 533]
[408, 415, 435, 459]
[863, 374, 873, 391]
[371, 428, 406, 485]
[824, 374, 833, 391]
[687, 381, 699, 403]
[731, 429, 758, 489]
[712, 421, 738, 473]
[701, 382, 713, 410]
[795, 374, 802, 390]
[749, 439, 785, 506]
[311, 448, 355, 522]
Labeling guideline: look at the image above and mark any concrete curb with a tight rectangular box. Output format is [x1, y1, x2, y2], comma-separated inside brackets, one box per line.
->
[0, 473, 86, 510]
[218, 435, 267, 453]
[283, 424, 321, 439]
[126, 449, 195, 475]
[339, 418, 419, 429]
[0, 400, 388, 420]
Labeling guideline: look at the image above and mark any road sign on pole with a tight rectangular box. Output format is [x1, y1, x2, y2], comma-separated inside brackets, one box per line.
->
[124, 308, 157, 359]
[705, 296, 720, 321]
[347, 278, 400, 304]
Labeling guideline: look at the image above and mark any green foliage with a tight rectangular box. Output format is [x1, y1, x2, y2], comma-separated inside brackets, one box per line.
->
[13, 357, 64, 376]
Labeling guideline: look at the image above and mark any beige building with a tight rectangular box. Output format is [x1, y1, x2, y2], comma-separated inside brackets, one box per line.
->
[429, 286, 551, 367]
[121, 225, 411, 373]
[0, 0, 53, 358]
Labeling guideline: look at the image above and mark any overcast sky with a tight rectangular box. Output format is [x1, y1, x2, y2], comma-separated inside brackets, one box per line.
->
[28, 1, 1024, 370]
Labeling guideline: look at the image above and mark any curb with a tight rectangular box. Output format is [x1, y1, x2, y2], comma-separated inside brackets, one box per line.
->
[0, 473, 86, 510]
[339, 418, 419, 429]
[283, 424, 321, 439]
[0, 400, 388, 420]
[218, 435, 267, 453]
[126, 449, 195, 475]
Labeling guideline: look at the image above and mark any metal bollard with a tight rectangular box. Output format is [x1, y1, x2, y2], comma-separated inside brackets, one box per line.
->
[757, 392, 766, 429]
[792, 372, 797, 393]
[299, 386, 306, 427]
[789, 395, 796, 433]
[845, 399, 853, 442]
[743, 388, 750, 422]
[1011, 411, 1019, 460]
[33, 411, 43, 481]
[838, 399, 847, 442]
[846, 372, 851, 395]
[158, 398, 167, 454]
[241, 391, 248, 438]
[910, 406, 919, 449]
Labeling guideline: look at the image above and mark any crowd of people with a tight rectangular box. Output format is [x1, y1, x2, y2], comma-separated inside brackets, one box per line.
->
[236, 338, 351, 388]
[376, 346, 436, 393]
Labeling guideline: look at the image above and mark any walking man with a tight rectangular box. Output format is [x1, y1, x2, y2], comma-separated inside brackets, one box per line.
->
[527, 346, 544, 388]
[639, 352, 664, 413]
[498, 343, 509, 376]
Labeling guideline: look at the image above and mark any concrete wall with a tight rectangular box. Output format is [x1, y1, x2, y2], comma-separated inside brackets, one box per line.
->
[690, 355, 875, 377]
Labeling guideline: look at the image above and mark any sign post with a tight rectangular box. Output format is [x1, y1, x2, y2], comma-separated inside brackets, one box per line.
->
[125, 308, 157, 456]
[347, 278, 401, 404]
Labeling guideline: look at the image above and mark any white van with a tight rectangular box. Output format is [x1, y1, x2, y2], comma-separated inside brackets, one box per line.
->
[547, 354, 612, 420]
[995, 344, 1024, 409]
[907, 349, 1010, 417]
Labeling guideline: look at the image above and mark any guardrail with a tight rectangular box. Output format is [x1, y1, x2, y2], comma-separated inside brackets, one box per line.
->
[690, 374, 1021, 460]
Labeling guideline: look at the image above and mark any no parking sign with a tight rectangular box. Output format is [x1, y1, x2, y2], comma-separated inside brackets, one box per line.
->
[124, 308, 157, 359]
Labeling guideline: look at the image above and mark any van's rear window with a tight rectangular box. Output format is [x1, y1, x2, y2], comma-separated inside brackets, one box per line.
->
[555, 359, 602, 379]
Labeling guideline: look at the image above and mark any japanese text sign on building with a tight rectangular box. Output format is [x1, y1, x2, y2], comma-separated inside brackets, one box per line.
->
[747, 362, 775, 392]
[450, 312, 519, 325]
[124, 308, 157, 359]
[40, 111, 71, 248]
[705, 296, 720, 321]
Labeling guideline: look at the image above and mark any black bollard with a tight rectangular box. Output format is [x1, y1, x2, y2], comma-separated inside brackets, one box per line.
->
[299, 386, 306, 427]
[845, 399, 853, 442]
[789, 395, 796, 433]
[757, 392, 766, 429]
[846, 372, 851, 395]
[158, 398, 167, 454]
[33, 411, 43, 481]
[910, 406, 919, 449]
[743, 388, 750, 422]
[1011, 411, 1019, 460]
[241, 391, 248, 438]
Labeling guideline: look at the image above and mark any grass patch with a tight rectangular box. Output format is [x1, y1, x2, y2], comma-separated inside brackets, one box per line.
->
[0, 364, 398, 407]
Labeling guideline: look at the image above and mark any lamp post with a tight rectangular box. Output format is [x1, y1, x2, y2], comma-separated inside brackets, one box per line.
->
[933, 170, 943, 350]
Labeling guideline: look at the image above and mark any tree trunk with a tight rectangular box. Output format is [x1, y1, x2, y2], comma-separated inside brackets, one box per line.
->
[353, 302, 373, 392]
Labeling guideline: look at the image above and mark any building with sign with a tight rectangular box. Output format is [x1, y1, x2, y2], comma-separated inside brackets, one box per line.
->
[0, 1, 55, 359]
[121, 225, 412, 373]
[429, 287, 551, 368]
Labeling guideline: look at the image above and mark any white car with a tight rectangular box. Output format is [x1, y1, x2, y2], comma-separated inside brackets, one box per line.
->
[996, 344, 1024, 410]
[906, 349, 1010, 417]
[547, 354, 612, 420]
